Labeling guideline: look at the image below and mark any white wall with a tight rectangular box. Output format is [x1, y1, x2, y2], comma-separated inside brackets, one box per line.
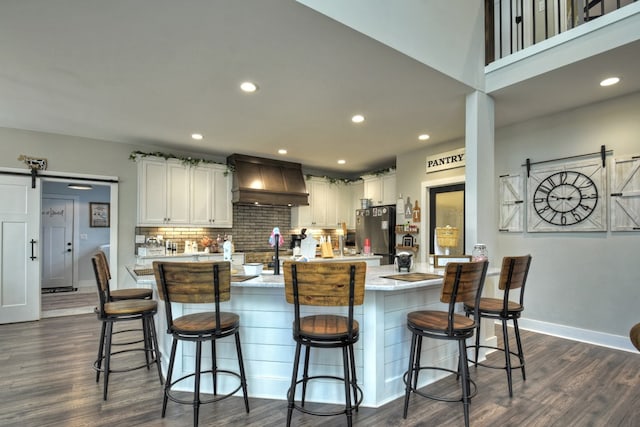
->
[494, 91, 640, 347]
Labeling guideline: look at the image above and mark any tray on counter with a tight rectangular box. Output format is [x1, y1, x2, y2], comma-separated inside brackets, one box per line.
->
[381, 273, 442, 282]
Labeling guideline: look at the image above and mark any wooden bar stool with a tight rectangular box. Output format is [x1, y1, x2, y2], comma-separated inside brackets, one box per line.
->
[91, 254, 163, 401]
[464, 255, 532, 397]
[283, 261, 367, 427]
[153, 261, 249, 427]
[403, 260, 488, 427]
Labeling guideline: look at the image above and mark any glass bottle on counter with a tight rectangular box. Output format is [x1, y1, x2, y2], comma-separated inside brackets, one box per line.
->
[472, 244, 488, 262]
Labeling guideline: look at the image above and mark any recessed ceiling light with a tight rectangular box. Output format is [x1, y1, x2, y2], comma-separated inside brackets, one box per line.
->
[337, 159, 346, 165]
[68, 183, 93, 190]
[278, 149, 287, 155]
[418, 134, 430, 141]
[240, 81, 258, 93]
[600, 77, 620, 87]
[351, 114, 365, 123]
[191, 133, 203, 140]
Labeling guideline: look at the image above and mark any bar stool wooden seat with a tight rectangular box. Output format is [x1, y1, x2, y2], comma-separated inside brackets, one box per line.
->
[403, 260, 488, 427]
[91, 254, 163, 401]
[153, 261, 249, 427]
[283, 261, 367, 427]
[95, 250, 152, 301]
[463, 255, 532, 397]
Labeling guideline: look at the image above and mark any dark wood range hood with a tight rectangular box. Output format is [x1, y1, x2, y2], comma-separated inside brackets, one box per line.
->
[227, 154, 309, 206]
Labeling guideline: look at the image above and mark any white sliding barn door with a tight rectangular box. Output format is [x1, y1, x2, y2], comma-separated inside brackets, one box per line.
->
[0, 175, 41, 323]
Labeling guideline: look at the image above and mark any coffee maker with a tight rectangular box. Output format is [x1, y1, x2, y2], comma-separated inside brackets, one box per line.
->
[290, 228, 307, 251]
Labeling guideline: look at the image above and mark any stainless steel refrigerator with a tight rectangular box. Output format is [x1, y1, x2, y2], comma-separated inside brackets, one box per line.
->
[355, 205, 396, 265]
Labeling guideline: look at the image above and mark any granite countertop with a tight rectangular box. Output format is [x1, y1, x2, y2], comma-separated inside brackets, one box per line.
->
[126, 262, 499, 292]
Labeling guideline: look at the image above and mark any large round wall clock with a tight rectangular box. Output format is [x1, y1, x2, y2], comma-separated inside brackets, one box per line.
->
[527, 160, 606, 232]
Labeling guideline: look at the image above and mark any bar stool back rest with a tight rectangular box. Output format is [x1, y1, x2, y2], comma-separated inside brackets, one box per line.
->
[94, 250, 152, 301]
[440, 261, 489, 334]
[95, 250, 111, 280]
[497, 255, 532, 315]
[93, 255, 110, 317]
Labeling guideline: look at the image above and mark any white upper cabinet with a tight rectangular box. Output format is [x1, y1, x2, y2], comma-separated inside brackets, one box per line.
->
[362, 172, 396, 205]
[138, 158, 190, 225]
[190, 164, 233, 227]
[137, 157, 232, 227]
[291, 177, 351, 228]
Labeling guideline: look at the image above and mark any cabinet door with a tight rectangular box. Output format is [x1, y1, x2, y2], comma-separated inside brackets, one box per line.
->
[381, 173, 396, 205]
[211, 166, 232, 227]
[363, 178, 382, 205]
[138, 158, 168, 225]
[165, 160, 190, 225]
[324, 183, 340, 228]
[190, 165, 214, 225]
[309, 179, 328, 226]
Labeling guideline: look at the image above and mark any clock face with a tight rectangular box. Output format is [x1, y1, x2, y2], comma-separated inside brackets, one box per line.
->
[527, 160, 607, 232]
[533, 171, 598, 226]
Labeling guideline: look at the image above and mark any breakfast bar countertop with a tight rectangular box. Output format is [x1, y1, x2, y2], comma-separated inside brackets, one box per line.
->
[126, 262, 499, 291]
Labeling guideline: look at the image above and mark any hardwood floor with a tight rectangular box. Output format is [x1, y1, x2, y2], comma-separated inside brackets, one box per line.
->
[41, 288, 96, 318]
[1, 314, 638, 426]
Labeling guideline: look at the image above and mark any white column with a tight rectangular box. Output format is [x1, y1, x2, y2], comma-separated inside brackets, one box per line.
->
[464, 91, 495, 259]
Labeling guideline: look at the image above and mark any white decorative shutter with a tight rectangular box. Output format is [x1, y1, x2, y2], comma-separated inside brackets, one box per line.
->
[611, 155, 640, 231]
[499, 173, 524, 232]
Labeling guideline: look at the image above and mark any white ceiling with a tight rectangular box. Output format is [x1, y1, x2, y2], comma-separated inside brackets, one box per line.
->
[0, 1, 638, 175]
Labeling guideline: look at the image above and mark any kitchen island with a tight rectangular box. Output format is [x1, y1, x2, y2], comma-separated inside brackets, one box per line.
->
[127, 261, 499, 408]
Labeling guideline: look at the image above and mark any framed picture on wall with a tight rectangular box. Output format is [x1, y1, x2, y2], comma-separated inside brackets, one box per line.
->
[90, 202, 110, 227]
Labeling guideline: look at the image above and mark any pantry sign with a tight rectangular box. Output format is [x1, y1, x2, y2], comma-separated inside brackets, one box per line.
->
[426, 148, 465, 173]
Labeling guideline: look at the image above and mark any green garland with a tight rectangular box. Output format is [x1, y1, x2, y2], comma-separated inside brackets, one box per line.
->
[305, 167, 395, 184]
[130, 150, 392, 180]
[129, 150, 233, 173]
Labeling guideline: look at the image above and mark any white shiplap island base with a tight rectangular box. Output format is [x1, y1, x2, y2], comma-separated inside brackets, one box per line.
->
[128, 261, 499, 408]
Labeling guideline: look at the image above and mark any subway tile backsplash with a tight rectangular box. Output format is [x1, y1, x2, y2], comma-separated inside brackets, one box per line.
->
[135, 205, 345, 255]
[136, 205, 292, 254]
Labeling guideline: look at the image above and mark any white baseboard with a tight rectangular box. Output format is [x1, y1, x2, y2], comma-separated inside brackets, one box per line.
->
[518, 317, 637, 353]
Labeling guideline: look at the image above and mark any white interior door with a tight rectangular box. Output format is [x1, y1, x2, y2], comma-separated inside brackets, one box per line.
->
[0, 175, 41, 324]
[41, 197, 74, 289]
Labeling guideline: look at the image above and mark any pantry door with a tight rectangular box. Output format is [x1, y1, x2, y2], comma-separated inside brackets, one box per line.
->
[0, 175, 41, 324]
